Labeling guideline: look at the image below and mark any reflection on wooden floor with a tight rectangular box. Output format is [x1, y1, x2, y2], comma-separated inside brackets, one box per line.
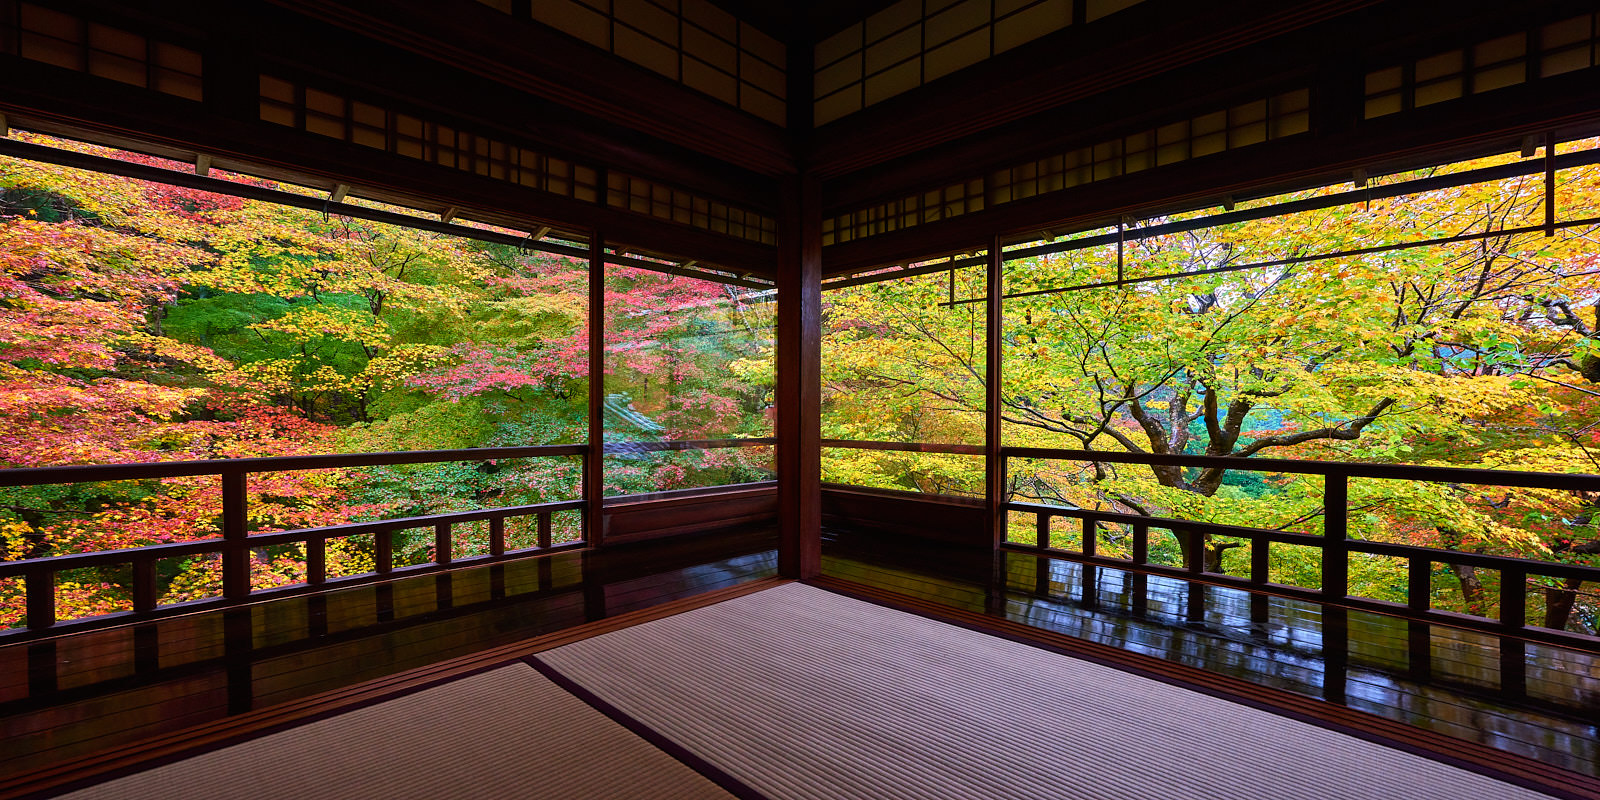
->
[821, 527, 1600, 776]
[0, 527, 779, 783]
[4, 522, 1595, 791]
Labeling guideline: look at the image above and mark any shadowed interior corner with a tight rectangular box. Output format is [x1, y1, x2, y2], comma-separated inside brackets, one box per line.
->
[1, 1, 1599, 798]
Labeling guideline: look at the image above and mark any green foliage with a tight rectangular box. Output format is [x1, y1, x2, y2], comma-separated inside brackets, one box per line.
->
[0, 136, 773, 627]
[821, 148, 1600, 631]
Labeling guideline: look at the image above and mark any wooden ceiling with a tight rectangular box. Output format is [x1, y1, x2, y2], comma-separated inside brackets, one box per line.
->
[1, 0, 1597, 279]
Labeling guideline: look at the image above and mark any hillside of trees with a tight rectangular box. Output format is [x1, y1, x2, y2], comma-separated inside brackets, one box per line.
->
[823, 143, 1600, 632]
[3, 133, 1598, 634]
[0, 134, 772, 624]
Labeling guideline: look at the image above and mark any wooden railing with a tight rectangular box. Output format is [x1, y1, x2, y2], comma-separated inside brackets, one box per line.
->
[1, 437, 781, 638]
[606, 436, 776, 453]
[821, 439, 983, 455]
[0, 446, 586, 635]
[1002, 447, 1600, 652]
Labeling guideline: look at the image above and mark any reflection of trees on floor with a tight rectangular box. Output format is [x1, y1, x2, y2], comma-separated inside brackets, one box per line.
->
[0, 526, 778, 782]
[822, 527, 1600, 775]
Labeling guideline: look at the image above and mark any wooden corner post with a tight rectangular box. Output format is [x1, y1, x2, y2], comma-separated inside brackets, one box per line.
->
[986, 235, 1005, 548]
[777, 174, 822, 579]
[586, 232, 606, 547]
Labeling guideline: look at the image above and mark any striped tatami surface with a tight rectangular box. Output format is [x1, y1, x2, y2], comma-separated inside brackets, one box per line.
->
[57, 664, 735, 800]
[50, 582, 1570, 800]
[536, 583, 1563, 800]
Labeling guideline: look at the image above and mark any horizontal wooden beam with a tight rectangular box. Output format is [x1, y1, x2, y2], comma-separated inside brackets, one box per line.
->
[261, 0, 794, 177]
[808, 0, 1384, 179]
[0, 62, 778, 274]
[821, 68, 1600, 276]
[819, 0, 1595, 202]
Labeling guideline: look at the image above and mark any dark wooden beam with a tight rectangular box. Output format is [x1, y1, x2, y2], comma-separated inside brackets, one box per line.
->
[587, 234, 607, 547]
[603, 484, 778, 545]
[985, 236, 1004, 548]
[776, 173, 822, 579]
[821, 0, 1597, 210]
[711, 0, 902, 45]
[45, 0, 780, 204]
[0, 62, 777, 274]
[807, 0, 1385, 179]
[261, 0, 794, 177]
[820, 485, 988, 547]
[821, 68, 1600, 276]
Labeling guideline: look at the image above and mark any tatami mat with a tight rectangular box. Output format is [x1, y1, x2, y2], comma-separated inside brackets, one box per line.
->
[535, 583, 1561, 800]
[59, 664, 735, 800]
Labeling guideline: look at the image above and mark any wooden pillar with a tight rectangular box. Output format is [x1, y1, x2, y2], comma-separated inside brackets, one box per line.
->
[586, 233, 606, 547]
[985, 235, 1005, 547]
[777, 174, 822, 579]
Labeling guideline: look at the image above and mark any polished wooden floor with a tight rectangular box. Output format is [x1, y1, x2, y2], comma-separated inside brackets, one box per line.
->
[2, 522, 1596, 793]
[820, 527, 1600, 777]
[0, 527, 779, 784]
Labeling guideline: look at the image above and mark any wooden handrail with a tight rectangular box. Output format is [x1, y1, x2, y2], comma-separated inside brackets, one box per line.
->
[603, 437, 776, 453]
[0, 444, 588, 487]
[0, 500, 588, 579]
[1003, 443, 1600, 653]
[823, 439, 984, 455]
[0, 447, 591, 635]
[1005, 502, 1600, 584]
[1003, 446, 1600, 491]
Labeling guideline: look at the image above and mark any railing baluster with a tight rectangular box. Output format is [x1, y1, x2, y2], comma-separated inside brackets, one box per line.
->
[1036, 513, 1051, 549]
[1322, 472, 1349, 597]
[1407, 557, 1429, 612]
[1186, 582, 1205, 623]
[984, 450, 1600, 650]
[25, 568, 54, 630]
[435, 572, 453, 610]
[1081, 563, 1099, 608]
[221, 468, 250, 599]
[1080, 517, 1096, 557]
[306, 536, 326, 585]
[1130, 572, 1149, 617]
[134, 623, 159, 673]
[1407, 620, 1432, 680]
[490, 516, 506, 557]
[1250, 538, 1270, 624]
[435, 522, 452, 565]
[1501, 567, 1526, 629]
[1500, 637, 1528, 698]
[490, 563, 506, 599]
[133, 556, 157, 613]
[28, 640, 57, 695]
[538, 512, 552, 550]
[375, 528, 393, 574]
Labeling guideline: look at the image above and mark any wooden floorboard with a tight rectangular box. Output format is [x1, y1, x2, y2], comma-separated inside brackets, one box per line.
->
[5, 523, 1592, 797]
[806, 575, 1600, 800]
[820, 528, 1599, 772]
[0, 576, 789, 800]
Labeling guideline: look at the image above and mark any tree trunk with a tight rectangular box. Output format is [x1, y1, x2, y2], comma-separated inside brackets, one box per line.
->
[1171, 529, 1239, 574]
[1204, 541, 1241, 573]
[1451, 563, 1487, 616]
[1543, 578, 1584, 631]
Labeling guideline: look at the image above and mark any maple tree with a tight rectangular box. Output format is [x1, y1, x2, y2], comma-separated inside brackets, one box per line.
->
[0, 134, 770, 626]
[6, 130, 1598, 636]
[823, 146, 1600, 633]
